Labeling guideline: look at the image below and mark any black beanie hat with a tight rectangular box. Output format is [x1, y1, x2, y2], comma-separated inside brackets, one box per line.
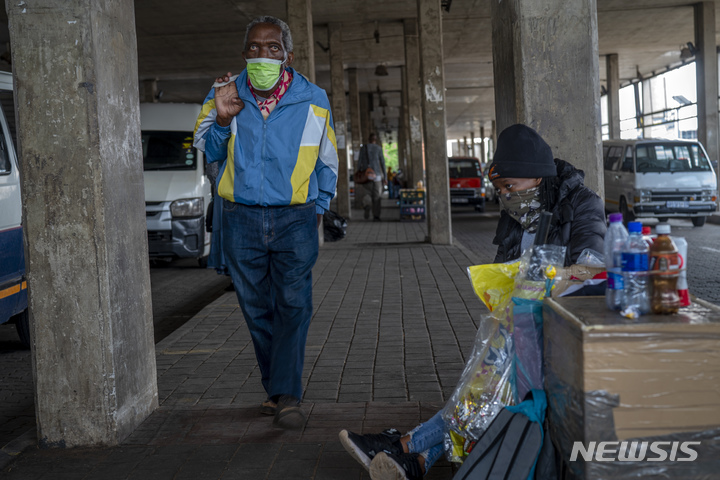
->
[487, 124, 557, 180]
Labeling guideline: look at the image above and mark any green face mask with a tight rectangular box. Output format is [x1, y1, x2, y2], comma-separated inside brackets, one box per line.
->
[246, 57, 284, 91]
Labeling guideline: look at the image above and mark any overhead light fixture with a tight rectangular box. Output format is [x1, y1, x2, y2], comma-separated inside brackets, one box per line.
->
[680, 42, 697, 61]
[673, 95, 692, 106]
[375, 64, 388, 76]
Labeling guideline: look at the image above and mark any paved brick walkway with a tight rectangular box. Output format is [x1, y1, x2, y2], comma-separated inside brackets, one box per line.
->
[1, 204, 499, 479]
[5, 202, 718, 478]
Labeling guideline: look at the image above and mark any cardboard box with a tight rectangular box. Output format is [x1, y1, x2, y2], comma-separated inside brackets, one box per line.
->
[551, 264, 605, 298]
[543, 296, 720, 478]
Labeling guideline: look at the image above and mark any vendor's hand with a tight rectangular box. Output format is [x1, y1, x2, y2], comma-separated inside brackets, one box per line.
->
[215, 72, 244, 127]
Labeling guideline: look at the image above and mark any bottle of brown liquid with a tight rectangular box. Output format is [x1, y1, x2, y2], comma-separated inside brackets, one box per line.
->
[649, 224, 680, 314]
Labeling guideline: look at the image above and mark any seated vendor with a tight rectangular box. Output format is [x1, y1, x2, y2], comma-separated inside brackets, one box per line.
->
[337, 124, 607, 480]
[490, 123, 606, 267]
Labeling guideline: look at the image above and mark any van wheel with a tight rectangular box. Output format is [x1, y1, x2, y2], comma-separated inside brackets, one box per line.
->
[13, 310, 31, 349]
[658, 217, 669, 223]
[198, 256, 208, 268]
[475, 204, 485, 213]
[692, 216, 706, 227]
[619, 197, 635, 223]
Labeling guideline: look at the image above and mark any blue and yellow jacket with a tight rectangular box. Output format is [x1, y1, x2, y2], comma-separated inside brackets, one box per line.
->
[193, 68, 338, 214]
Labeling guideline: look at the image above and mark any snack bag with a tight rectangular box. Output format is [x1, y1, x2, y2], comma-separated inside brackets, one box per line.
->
[466, 261, 521, 312]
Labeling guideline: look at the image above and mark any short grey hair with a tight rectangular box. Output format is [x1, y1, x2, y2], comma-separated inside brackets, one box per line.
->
[244, 16, 293, 53]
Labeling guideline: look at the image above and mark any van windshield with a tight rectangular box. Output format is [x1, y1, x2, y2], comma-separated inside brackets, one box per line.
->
[448, 159, 482, 178]
[635, 143, 712, 173]
[142, 131, 197, 171]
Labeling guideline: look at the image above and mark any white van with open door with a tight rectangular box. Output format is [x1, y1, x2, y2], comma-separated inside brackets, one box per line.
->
[603, 138, 718, 226]
[140, 103, 212, 266]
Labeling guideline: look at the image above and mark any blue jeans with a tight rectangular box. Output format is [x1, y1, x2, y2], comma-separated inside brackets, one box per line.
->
[222, 200, 319, 400]
[406, 410, 445, 471]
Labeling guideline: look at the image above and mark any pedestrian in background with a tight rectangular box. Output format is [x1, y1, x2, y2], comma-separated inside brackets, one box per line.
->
[358, 133, 386, 221]
[386, 167, 397, 199]
[193, 15, 338, 430]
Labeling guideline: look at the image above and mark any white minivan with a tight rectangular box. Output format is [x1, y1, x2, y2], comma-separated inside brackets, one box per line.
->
[603, 139, 718, 226]
[0, 70, 30, 347]
[140, 103, 212, 266]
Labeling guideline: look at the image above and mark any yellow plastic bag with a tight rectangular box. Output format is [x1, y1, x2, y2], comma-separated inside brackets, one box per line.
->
[466, 261, 521, 312]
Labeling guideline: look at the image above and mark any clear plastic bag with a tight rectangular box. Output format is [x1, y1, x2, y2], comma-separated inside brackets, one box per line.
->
[442, 315, 514, 463]
[442, 244, 566, 463]
[575, 248, 604, 266]
[511, 298, 544, 403]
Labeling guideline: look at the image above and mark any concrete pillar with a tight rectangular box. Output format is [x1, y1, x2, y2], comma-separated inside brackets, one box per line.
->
[142, 78, 158, 103]
[6, 0, 157, 447]
[404, 18, 425, 189]
[356, 93, 371, 208]
[347, 68, 362, 209]
[469, 131, 476, 158]
[348, 68, 362, 171]
[417, 0, 452, 245]
[480, 126, 486, 164]
[491, 120, 497, 157]
[360, 92, 371, 147]
[287, 0, 315, 82]
[606, 54, 621, 139]
[328, 23, 350, 218]
[695, 2, 719, 175]
[634, 81, 644, 138]
[398, 66, 410, 176]
[463, 136, 468, 156]
[491, 0, 603, 197]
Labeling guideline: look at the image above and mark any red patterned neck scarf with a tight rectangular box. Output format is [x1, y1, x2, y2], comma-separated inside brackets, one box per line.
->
[249, 68, 293, 120]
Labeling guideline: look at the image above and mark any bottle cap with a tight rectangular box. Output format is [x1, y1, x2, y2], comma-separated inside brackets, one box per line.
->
[642, 226, 651, 235]
[656, 224, 671, 234]
[608, 213, 623, 223]
[628, 221, 642, 233]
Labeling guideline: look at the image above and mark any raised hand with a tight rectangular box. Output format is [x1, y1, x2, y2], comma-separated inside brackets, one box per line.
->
[214, 72, 244, 127]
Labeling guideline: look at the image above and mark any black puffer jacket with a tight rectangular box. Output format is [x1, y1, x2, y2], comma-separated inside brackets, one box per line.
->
[492, 159, 606, 267]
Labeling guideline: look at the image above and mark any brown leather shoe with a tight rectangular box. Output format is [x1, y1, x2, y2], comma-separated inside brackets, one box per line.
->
[260, 397, 277, 415]
[272, 395, 306, 430]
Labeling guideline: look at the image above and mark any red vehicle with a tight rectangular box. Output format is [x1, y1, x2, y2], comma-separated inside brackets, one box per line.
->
[448, 156, 486, 212]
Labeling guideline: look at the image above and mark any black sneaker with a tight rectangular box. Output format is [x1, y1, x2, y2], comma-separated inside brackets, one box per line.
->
[339, 428, 403, 471]
[370, 451, 423, 480]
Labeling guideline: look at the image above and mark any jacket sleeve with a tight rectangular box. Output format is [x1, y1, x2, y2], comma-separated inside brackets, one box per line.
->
[566, 188, 607, 264]
[193, 88, 231, 163]
[314, 102, 339, 214]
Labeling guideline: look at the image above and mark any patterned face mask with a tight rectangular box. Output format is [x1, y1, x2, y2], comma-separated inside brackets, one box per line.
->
[499, 186, 543, 232]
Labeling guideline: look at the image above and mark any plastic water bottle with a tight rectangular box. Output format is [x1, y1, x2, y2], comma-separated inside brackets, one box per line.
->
[621, 222, 650, 316]
[604, 213, 628, 310]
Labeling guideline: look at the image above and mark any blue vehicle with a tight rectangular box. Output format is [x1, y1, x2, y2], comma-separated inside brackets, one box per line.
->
[0, 71, 29, 348]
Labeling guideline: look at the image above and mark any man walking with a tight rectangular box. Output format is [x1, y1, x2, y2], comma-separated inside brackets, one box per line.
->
[193, 16, 338, 429]
[358, 133, 386, 221]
